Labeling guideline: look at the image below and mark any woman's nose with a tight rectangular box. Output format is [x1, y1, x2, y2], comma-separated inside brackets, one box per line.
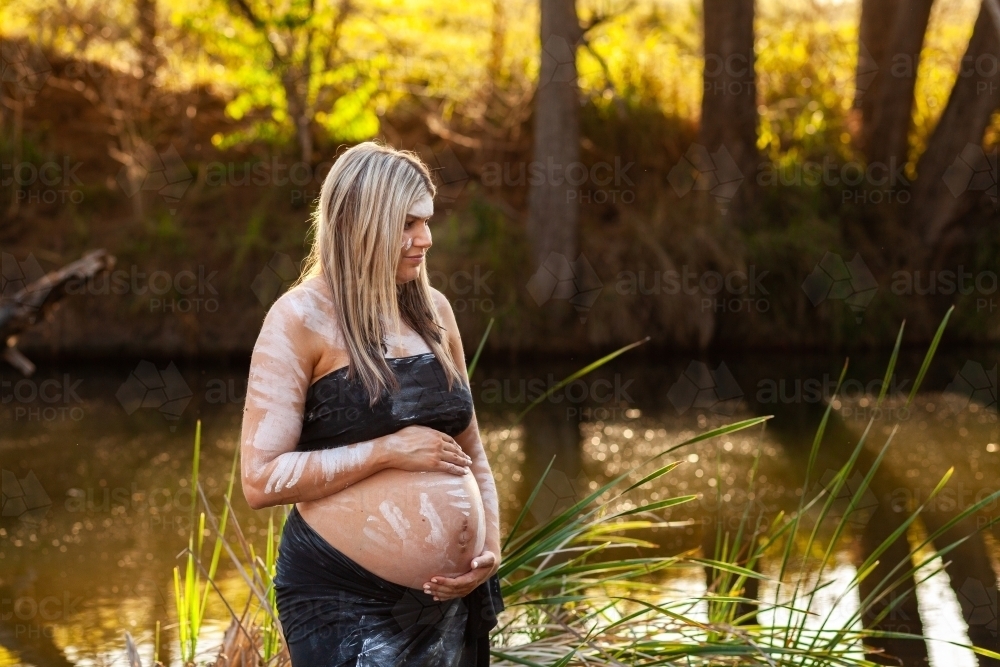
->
[413, 223, 432, 248]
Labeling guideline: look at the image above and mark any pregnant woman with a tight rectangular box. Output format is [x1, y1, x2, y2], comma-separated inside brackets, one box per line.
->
[239, 142, 503, 666]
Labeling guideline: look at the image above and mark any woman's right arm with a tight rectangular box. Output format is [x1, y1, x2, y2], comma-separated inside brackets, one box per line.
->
[240, 288, 472, 510]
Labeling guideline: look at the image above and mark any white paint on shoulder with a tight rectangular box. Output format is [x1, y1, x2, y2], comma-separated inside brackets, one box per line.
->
[290, 281, 342, 343]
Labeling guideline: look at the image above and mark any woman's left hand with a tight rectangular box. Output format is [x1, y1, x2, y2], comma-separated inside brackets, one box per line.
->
[423, 550, 498, 601]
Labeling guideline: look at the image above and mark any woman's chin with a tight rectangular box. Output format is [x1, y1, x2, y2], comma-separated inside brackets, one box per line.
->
[394, 268, 420, 284]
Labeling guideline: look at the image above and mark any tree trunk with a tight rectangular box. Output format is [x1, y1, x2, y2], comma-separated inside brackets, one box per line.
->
[908, 0, 1000, 250]
[854, 0, 901, 153]
[860, 0, 935, 169]
[135, 0, 164, 99]
[699, 0, 759, 222]
[527, 0, 581, 272]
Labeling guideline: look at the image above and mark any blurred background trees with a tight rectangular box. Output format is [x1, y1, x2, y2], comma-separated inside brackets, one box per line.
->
[1, 0, 998, 354]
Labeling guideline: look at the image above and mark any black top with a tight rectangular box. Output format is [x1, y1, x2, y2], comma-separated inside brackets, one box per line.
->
[286, 350, 503, 665]
[297, 352, 475, 451]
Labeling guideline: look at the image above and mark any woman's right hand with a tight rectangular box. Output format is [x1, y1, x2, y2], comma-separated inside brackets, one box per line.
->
[386, 425, 473, 475]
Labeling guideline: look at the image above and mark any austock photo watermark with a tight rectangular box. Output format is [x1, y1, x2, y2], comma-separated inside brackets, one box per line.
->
[0, 591, 83, 639]
[1, 469, 51, 525]
[2, 251, 220, 313]
[480, 156, 636, 205]
[250, 252, 495, 312]
[947, 360, 997, 414]
[616, 265, 771, 314]
[803, 251, 1000, 320]
[526, 252, 603, 322]
[427, 266, 495, 313]
[1, 157, 85, 205]
[117, 141, 472, 211]
[669, 138, 994, 216]
[702, 49, 756, 96]
[62, 263, 220, 313]
[665, 360, 919, 422]
[1, 252, 46, 299]
[943, 142, 997, 207]
[115, 360, 249, 430]
[668, 144, 913, 213]
[0, 37, 51, 95]
[252, 252, 299, 307]
[1, 374, 85, 422]
[668, 143, 743, 213]
[474, 372, 637, 422]
[61, 480, 223, 536]
[667, 361, 743, 417]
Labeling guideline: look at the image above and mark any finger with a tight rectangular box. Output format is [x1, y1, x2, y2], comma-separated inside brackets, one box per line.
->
[429, 573, 477, 591]
[424, 577, 460, 595]
[441, 462, 470, 476]
[430, 589, 468, 601]
[444, 451, 471, 467]
[426, 582, 477, 601]
[444, 441, 472, 463]
[425, 573, 486, 595]
[470, 553, 496, 570]
[443, 438, 468, 455]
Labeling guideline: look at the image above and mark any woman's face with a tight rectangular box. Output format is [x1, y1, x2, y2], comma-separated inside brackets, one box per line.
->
[395, 192, 434, 284]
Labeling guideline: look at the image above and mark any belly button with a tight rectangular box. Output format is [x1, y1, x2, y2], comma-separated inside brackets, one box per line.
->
[457, 517, 470, 548]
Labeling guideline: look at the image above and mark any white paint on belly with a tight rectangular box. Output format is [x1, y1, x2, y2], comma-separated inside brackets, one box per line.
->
[419, 492, 446, 546]
[379, 500, 411, 540]
[362, 523, 390, 548]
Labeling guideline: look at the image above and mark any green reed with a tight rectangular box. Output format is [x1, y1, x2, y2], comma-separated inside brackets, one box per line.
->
[490, 306, 1000, 666]
[171, 419, 239, 665]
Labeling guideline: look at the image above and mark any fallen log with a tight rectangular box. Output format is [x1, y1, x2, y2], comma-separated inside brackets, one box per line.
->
[0, 249, 116, 376]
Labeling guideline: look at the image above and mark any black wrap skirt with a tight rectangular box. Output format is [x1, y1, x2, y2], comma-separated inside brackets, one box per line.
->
[274, 507, 504, 667]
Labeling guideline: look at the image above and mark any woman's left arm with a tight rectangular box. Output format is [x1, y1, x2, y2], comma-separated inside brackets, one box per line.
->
[455, 410, 501, 573]
[428, 290, 501, 587]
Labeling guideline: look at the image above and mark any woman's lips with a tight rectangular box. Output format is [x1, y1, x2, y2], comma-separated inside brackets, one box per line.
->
[404, 255, 424, 263]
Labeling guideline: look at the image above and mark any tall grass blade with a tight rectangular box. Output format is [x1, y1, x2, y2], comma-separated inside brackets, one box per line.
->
[467, 317, 494, 380]
[514, 336, 650, 422]
[906, 304, 954, 406]
[877, 321, 905, 409]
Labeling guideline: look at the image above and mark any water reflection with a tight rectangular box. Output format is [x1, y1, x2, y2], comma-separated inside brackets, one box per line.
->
[0, 350, 997, 666]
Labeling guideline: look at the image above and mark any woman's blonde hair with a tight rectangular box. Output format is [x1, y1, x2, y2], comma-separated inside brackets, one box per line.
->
[295, 141, 463, 405]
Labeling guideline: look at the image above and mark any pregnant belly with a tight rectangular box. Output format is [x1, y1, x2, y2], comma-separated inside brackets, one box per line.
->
[297, 468, 486, 590]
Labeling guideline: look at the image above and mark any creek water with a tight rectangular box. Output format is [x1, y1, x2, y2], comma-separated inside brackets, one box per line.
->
[1, 347, 998, 666]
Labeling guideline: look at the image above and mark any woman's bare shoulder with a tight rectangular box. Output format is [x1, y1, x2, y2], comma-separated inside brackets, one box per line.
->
[428, 287, 462, 348]
[261, 276, 343, 344]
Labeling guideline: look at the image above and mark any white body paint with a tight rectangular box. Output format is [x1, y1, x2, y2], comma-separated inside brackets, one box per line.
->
[419, 492, 446, 546]
[319, 442, 375, 482]
[379, 500, 411, 540]
[240, 274, 501, 591]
